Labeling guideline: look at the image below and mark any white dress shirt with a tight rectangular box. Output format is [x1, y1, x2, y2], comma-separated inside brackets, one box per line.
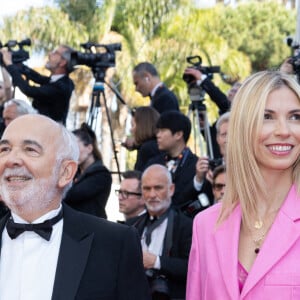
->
[0, 205, 63, 300]
[141, 217, 168, 269]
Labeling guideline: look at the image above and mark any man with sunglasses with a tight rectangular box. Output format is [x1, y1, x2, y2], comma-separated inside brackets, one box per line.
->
[212, 165, 226, 203]
[116, 170, 146, 225]
[0, 45, 74, 125]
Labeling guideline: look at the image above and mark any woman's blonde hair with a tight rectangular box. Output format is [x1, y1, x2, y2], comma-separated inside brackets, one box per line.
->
[218, 71, 300, 229]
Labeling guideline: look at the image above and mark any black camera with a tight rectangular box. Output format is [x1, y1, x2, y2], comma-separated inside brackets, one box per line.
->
[69, 42, 121, 81]
[146, 269, 170, 299]
[0, 38, 31, 65]
[183, 55, 220, 85]
[209, 158, 223, 171]
[183, 195, 211, 218]
[286, 37, 300, 79]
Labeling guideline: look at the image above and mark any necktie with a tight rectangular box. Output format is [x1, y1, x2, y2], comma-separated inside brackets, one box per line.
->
[6, 209, 63, 241]
[145, 209, 170, 246]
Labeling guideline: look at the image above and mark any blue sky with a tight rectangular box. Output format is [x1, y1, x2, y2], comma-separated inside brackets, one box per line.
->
[0, 0, 56, 66]
[1, 0, 55, 18]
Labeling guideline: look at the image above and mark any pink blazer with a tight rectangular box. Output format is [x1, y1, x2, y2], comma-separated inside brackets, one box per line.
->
[186, 184, 300, 300]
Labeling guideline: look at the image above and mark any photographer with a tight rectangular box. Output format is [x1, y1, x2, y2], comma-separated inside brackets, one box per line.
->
[182, 112, 229, 217]
[0, 45, 74, 125]
[183, 67, 230, 159]
[135, 164, 192, 300]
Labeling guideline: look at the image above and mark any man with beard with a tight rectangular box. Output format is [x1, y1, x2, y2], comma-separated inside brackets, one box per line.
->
[134, 164, 192, 300]
[0, 114, 150, 300]
[1, 45, 74, 125]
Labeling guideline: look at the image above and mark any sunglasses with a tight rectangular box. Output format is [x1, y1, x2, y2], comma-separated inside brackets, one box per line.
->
[212, 183, 226, 191]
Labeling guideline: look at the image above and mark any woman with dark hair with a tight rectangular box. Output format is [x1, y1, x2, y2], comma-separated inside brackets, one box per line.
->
[64, 123, 112, 219]
[130, 106, 161, 171]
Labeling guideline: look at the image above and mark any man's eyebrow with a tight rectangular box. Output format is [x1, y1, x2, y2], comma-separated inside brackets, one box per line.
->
[23, 140, 43, 151]
[0, 139, 43, 151]
[0, 139, 10, 146]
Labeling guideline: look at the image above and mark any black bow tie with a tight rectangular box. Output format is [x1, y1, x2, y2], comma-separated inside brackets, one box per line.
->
[6, 209, 63, 241]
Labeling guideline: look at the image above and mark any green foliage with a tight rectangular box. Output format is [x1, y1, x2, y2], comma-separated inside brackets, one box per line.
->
[0, 6, 88, 52]
[214, 1, 296, 71]
[1, 0, 295, 95]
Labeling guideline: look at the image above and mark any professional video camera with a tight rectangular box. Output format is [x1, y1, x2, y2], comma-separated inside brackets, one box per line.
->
[69, 42, 122, 82]
[286, 37, 300, 80]
[0, 38, 31, 65]
[182, 55, 220, 85]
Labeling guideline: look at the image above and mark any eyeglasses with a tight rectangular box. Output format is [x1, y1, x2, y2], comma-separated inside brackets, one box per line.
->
[115, 189, 142, 198]
[212, 183, 226, 191]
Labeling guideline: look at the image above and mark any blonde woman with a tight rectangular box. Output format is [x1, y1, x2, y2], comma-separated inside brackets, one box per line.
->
[187, 71, 300, 299]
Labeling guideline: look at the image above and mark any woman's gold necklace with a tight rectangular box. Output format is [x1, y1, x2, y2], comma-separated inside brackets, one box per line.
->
[254, 220, 263, 230]
[253, 228, 265, 254]
[252, 211, 278, 254]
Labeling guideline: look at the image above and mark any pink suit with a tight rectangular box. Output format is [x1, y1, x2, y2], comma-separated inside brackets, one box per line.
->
[186, 185, 300, 300]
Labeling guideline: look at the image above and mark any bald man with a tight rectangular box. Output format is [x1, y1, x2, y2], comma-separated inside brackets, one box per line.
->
[0, 114, 150, 300]
[134, 164, 192, 300]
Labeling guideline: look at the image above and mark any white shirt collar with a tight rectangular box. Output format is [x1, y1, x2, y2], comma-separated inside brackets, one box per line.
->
[150, 82, 163, 97]
[50, 74, 65, 83]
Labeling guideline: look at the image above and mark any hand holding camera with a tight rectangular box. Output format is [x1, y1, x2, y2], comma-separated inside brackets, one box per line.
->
[0, 38, 31, 66]
[183, 67, 203, 82]
[195, 156, 210, 184]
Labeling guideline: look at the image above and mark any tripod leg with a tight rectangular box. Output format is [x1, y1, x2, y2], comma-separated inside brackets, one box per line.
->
[101, 90, 122, 183]
[201, 111, 214, 159]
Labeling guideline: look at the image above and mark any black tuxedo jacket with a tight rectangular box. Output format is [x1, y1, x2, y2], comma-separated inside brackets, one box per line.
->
[6, 64, 74, 124]
[0, 204, 151, 300]
[146, 148, 198, 208]
[63, 160, 112, 219]
[150, 85, 179, 114]
[134, 209, 192, 299]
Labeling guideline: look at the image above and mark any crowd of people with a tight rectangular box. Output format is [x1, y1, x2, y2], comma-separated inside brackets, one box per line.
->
[0, 42, 299, 300]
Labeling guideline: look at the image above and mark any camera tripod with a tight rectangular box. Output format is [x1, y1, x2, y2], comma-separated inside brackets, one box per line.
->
[87, 78, 126, 183]
[187, 85, 214, 159]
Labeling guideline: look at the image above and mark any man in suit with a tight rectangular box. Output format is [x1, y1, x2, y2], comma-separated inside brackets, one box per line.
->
[0, 114, 151, 300]
[132, 62, 179, 114]
[117, 170, 146, 225]
[1, 45, 74, 125]
[146, 111, 199, 213]
[135, 164, 192, 300]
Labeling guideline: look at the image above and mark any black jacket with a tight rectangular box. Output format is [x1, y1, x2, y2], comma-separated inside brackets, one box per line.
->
[150, 85, 179, 114]
[6, 64, 74, 124]
[63, 161, 112, 219]
[134, 138, 161, 172]
[134, 209, 192, 299]
[200, 78, 230, 159]
[0, 204, 151, 300]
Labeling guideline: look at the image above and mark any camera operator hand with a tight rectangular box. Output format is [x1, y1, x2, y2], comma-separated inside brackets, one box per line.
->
[184, 67, 203, 82]
[195, 156, 213, 184]
[143, 250, 157, 269]
[280, 57, 294, 75]
[0, 49, 13, 66]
